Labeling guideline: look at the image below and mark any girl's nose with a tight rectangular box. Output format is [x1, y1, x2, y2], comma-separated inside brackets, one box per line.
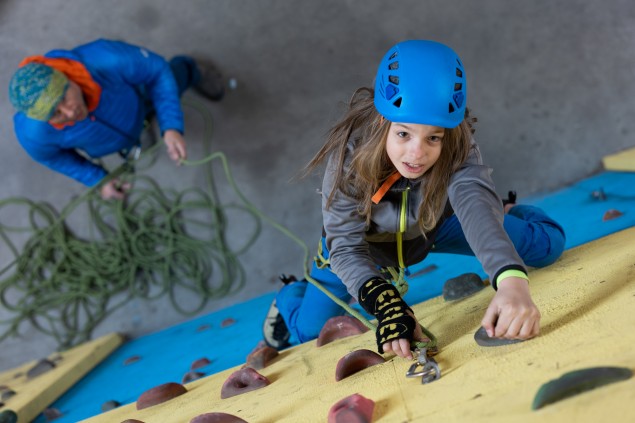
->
[408, 138, 426, 158]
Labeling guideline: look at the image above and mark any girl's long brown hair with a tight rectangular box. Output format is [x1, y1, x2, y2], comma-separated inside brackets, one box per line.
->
[303, 87, 476, 235]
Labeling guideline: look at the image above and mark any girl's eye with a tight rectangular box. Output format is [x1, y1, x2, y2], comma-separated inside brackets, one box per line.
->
[429, 136, 443, 142]
[397, 131, 408, 138]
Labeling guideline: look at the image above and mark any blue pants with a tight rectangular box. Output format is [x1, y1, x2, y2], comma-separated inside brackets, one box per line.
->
[276, 204, 565, 345]
[141, 56, 199, 118]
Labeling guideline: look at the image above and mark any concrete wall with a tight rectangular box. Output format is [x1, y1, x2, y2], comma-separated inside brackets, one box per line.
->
[0, 0, 633, 371]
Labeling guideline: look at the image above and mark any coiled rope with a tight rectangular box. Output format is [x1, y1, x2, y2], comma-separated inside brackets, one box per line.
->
[0, 98, 435, 351]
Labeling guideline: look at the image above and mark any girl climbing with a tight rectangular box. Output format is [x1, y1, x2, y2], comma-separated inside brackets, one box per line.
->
[263, 40, 565, 359]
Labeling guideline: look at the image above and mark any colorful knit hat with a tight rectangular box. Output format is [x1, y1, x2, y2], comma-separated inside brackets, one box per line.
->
[8, 62, 69, 121]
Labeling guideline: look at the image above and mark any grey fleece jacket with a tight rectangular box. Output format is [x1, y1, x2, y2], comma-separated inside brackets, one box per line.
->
[322, 138, 526, 300]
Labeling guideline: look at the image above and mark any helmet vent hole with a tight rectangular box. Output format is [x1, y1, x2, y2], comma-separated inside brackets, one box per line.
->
[456, 58, 463, 67]
[393, 97, 403, 108]
[389, 52, 398, 60]
[388, 61, 399, 70]
[389, 76, 400, 85]
[448, 103, 455, 113]
[455, 68, 463, 77]
[454, 83, 462, 91]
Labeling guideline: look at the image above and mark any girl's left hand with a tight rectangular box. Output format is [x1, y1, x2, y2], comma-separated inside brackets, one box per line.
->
[481, 276, 541, 340]
[381, 310, 429, 360]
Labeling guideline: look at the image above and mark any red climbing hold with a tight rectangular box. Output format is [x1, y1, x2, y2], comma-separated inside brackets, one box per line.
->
[136, 382, 187, 410]
[335, 349, 385, 381]
[317, 316, 370, 347]
[220, 367, 271, 399]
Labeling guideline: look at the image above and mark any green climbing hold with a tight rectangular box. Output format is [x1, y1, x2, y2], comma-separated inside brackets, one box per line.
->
[532, 366, 632, 410]
[0, 410, 18, 423]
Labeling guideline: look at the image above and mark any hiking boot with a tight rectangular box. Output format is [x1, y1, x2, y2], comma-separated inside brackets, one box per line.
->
[193, 60, 225, 101]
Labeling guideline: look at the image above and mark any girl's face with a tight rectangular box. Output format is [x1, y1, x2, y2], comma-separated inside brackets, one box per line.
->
[385, 122, 444, 179]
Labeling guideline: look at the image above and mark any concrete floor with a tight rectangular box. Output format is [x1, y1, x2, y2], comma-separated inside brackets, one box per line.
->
[0, 0, 633, 372]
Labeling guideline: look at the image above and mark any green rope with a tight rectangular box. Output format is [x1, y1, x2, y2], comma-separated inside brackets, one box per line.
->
[0, 97, 436, 352]
[0, 100, 258, 349]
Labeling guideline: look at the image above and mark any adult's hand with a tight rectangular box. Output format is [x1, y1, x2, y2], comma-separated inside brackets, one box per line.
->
[163, 129, 187, 164]
[100, 178, 131, 200]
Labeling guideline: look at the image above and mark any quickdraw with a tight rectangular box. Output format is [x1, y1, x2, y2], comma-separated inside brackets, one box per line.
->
[406, 347, 441, 384]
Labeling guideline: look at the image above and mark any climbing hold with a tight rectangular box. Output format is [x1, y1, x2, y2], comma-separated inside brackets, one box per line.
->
[244, 345, 279, 370]
[101, 399, 120, 412]
[1, 389, 16, 401]
[191, 357, 212, 370]
[0, 410, 17, 423]
[190, 412, 248, 423]
[221, 367, 271, 399]
[443, 273, 485, 301]
[317, 316, 370, 347]
[532, 366, 632, 410]
[42, 407, 63, 421]
[121, 420, 145, 423]
[474, 326, 524, 347]
[182, 370, 205, 384]
[123, 355, 142, 366]
[328, 393, 375, 423]
[603, 209, 624, 221]
[335, 349, 386, 382]
[26, 358, 56, 379]
[221, 318, 236, 327]
[136, 382, 187, 410]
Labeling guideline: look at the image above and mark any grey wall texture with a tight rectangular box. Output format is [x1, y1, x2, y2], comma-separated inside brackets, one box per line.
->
[0, 0, 633, 371]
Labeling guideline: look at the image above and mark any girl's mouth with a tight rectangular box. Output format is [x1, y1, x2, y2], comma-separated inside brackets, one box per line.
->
[403, 162, 424, 173]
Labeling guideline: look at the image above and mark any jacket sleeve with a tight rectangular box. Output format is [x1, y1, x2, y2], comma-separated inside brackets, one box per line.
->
[78, 39, 184, 134]
[447, 140, 526, 287]
[322, 155, 384, 299]
[14, 116, 107, 187]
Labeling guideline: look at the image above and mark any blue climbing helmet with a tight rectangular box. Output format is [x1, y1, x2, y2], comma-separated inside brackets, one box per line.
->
[374, 40, 467, 129]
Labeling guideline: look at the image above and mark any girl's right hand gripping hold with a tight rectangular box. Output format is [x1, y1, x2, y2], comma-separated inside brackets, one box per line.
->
[481, 276, 541, 340]
[358, 278, 426, 359]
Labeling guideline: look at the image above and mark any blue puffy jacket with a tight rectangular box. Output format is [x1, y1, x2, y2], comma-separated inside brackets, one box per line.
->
[13, 39, 184, 187]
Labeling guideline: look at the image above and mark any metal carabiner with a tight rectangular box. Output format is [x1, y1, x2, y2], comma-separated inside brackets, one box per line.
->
[405, 348, 441, 384]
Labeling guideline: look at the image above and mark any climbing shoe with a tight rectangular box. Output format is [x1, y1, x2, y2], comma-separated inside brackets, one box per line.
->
[262, 274, 297, 349]
[262, 298, 291, 350]
[193, 60, 225, 101]
[502, 190, 517, 207]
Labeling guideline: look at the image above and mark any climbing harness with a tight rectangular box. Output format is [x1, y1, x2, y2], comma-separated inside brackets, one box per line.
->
[309, 180, 438, 354]
[406, 347, 441, 384]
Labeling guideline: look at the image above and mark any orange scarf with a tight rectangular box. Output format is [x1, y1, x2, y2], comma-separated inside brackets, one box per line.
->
[20, 56, 102, 129]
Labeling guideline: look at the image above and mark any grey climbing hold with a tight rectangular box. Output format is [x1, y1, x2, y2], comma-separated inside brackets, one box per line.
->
[474, 326, 524, 347]
[443, 273, 485, 301]
[26, 359, 56, 379]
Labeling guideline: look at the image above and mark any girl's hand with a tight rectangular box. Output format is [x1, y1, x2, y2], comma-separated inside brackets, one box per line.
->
[481, 277, 540, 340]
[381, 310, 429, 359]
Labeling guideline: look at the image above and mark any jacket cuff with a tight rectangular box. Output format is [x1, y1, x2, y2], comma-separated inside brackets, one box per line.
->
[492, 265, 527, 290]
